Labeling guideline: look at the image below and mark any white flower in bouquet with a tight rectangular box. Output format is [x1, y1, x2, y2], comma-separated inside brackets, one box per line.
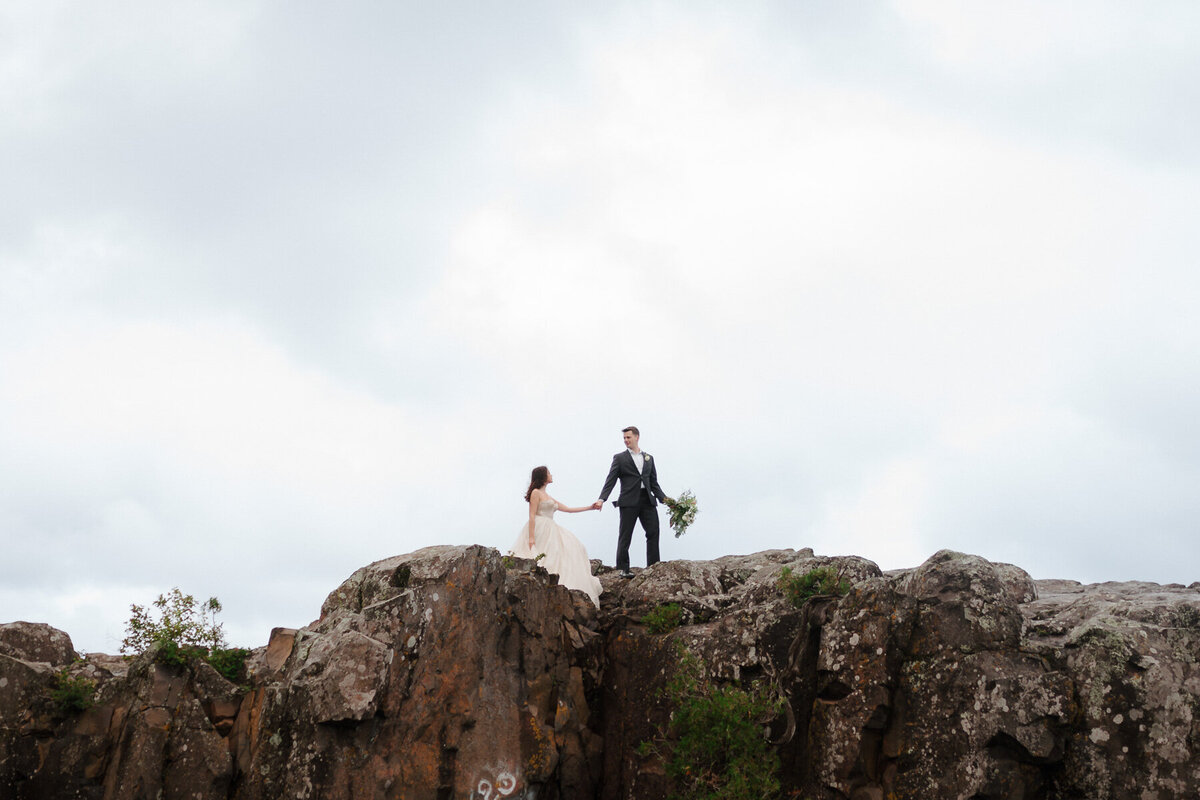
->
[664, 491, 698, 538]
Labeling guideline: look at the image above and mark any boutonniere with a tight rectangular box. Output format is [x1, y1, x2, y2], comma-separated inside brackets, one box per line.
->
[643, 454, 651, 462]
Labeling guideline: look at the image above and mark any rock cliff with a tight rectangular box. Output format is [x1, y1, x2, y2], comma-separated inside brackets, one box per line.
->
[2, 546, 1198, 799]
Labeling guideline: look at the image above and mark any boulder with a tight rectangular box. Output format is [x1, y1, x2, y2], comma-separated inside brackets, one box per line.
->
[0, 621, 77, 665]
[1025, 579, 1200, 797]
[806, 551, 1070, 798]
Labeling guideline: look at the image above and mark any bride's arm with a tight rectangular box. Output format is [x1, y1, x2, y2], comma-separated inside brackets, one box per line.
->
[527, 491, 540, 548]
[554, 498, 600, 513]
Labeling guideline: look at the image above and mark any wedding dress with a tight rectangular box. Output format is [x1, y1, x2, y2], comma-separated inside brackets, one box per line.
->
[511, 500, 603, 607]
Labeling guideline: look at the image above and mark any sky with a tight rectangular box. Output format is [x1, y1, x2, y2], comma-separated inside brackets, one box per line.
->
[3, 1, 1199, 655]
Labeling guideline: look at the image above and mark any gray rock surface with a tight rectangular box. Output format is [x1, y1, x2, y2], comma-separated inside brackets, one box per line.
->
[0, 621, 77, 665]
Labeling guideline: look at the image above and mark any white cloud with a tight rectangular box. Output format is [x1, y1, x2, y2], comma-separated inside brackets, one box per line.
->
[0, 0, 257, 133]
[891, 0, 1193, 76]
[433, 8, 1172, 425]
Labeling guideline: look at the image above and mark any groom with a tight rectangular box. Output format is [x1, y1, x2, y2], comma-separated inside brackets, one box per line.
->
[596, 426, 670, 577]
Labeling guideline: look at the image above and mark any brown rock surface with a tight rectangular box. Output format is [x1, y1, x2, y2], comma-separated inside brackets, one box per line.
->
[233, 544, 605, 800]
[2, 545, 1198, 799]
[0, 646, 237, 799]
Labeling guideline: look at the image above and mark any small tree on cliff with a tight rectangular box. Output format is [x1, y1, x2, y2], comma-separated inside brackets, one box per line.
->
[120, 587, 253, 683]
[122, 587, 227, 655]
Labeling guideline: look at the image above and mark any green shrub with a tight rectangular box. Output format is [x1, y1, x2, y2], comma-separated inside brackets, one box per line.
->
[206, 647, 251, 683]
[645, 646, 783, 800]
[642, 603, 685, 634]
[123, 588, 247, 683]
[777, 566, 850, 607]
[49, 668, 96, 714]
[153, 638, 208, 668]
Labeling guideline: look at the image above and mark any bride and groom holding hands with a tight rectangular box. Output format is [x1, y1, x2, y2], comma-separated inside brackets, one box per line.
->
[511, 426, 673, 607]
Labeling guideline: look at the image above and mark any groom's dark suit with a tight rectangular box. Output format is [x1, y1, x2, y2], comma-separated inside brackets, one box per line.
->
[599, 450, 666, 572]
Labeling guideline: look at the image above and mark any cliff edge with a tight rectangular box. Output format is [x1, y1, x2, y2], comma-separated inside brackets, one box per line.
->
[2, 546, 1198, 799]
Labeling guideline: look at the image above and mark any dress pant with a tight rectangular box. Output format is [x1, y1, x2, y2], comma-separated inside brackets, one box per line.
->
[616, 490, 660, 571]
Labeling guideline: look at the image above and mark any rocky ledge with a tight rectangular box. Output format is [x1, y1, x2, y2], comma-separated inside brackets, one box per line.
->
[2, 546, 1198, 799]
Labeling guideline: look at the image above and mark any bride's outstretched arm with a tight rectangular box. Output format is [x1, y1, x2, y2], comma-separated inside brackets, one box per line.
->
[555, 499, 601, 513]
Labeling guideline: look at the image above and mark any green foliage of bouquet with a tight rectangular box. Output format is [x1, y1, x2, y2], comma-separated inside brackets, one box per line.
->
[665, 491, 698, 538]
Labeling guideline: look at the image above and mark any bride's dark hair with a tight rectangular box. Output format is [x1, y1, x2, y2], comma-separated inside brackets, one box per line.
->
[524, 466, 550, 502]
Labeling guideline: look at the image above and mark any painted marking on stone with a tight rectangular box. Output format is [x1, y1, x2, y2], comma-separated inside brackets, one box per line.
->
[475, 769, 523, 799]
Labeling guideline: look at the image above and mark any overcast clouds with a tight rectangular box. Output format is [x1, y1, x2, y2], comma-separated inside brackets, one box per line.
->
[3, 1, 1199, 654]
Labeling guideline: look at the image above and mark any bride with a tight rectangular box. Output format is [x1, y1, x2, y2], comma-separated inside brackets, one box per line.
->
[511, 466, 604, 607]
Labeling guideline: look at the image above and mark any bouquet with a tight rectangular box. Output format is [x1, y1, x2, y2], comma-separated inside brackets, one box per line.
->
[664, 490, 698, 538]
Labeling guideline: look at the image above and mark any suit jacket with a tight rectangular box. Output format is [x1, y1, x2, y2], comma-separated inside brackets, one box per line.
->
[599, 450, 666, 508]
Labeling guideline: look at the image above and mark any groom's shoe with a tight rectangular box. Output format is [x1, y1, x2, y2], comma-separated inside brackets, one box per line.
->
[619, 570, 635, 579]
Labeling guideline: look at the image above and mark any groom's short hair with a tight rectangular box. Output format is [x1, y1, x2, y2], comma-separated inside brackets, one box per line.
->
[622, 426, 640, 437]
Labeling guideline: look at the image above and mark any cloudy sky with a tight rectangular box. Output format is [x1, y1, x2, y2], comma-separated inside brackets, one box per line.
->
[3, 1, 1198, 654]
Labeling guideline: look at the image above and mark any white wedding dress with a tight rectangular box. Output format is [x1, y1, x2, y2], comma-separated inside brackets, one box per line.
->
[511, 500, 603, 607]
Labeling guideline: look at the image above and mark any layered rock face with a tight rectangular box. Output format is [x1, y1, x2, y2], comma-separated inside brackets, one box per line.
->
[2, 546, 1198, 799]
[236, 545, 604, 799]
